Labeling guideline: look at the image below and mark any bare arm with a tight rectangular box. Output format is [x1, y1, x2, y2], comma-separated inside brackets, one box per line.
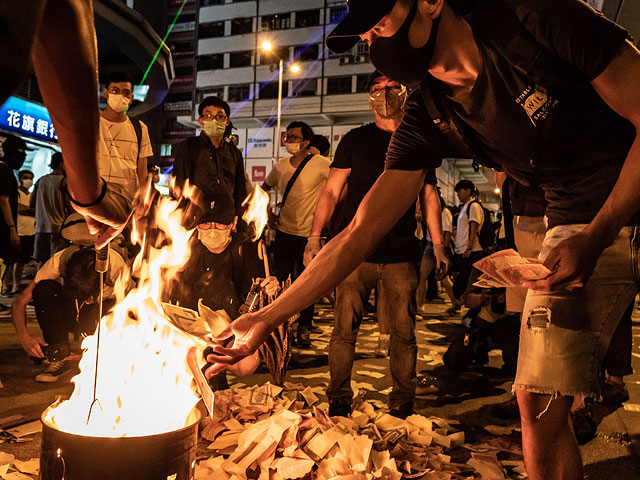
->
[526, 41, 640, 290]
[205, 169, 428, 371]
[137, 156, 150, 189]
[420, 183, 443, 245]
[309, 168, 350, 237]
[0, 196, 18, 249]
[466, 220, 480, 256]
[12, 281, 47, 358]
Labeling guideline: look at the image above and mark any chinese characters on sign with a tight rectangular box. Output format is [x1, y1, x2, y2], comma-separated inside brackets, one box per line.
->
[0, 96, 57, 143]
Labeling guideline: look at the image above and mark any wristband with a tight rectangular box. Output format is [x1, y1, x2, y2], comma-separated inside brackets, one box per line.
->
[67, 178, 107, 208]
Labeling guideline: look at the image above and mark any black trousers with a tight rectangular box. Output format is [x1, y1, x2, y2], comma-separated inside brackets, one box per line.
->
[451, 251, 486, 300]
[32, 280, 113, 346]
[272, 230, 313, 327]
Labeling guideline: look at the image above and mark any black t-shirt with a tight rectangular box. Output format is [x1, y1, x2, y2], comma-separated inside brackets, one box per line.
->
[0, 161, 18, 250]
[386, 0, 634, 228]
[332, 123, 436, 264]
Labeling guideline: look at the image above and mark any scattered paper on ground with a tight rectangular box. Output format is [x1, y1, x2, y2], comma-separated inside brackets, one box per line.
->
[196, 384, 521, 480]
[12, 459, 38, 476]
[5, 422, 41, 438]
[355, 370, 386, 379]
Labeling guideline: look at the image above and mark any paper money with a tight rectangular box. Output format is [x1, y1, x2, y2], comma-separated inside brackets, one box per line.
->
[473, 249, 550, 287]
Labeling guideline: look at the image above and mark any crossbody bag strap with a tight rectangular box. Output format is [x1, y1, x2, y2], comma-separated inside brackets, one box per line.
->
[280, 153, 314, 209]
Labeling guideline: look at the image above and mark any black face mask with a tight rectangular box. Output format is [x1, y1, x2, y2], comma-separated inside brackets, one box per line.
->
[370, 0, 440, 87]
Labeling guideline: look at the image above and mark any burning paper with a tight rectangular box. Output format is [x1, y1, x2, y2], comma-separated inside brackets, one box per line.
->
[43, 184, 203, 437]
[473, 249, 550, 288]
[242, 185, 270, 241]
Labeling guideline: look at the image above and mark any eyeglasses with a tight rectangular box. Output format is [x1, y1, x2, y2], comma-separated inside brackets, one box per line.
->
[108, 87, 133, 98]
[283, 133, 303, 143]
[369, 85, 406, 100]
[197, 222, 232, 230]
[201, 113, 228, 122]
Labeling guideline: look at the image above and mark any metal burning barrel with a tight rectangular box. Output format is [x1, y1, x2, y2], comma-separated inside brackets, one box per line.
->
[39, 410, 200, 480]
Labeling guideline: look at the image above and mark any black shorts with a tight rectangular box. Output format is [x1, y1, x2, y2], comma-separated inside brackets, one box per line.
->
[18, 234, 34, 263]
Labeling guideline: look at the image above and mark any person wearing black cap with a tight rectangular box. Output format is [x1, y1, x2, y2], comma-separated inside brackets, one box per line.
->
[207, 2, 640, 478]
[304, 70, 448, 419]
[0, 134, 32, 296]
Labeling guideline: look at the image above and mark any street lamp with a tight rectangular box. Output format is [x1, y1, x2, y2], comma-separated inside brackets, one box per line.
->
[260, 40, 300, 167]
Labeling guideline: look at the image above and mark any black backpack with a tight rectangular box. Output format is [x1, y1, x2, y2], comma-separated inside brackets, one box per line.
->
[466, 200, 496, 250]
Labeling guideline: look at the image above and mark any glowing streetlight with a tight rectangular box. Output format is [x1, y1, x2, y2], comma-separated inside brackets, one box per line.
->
[494, 187, 501, 194]
[260, 42, 301, 167]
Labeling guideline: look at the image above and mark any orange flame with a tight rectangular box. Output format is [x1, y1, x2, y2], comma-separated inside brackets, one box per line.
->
[242, 185, 270, 241]
[43, 182, 205, 437]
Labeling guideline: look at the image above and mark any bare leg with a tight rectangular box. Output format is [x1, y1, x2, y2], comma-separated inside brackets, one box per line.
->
[441, 275, 461, 310]
[517, 390, 583, 480]
[31, 0, 101, 204]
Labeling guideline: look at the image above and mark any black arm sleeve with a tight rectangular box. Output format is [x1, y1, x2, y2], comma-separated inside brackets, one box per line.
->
[171, 138, 192, 193]
[331, 129, 355, 169]
[385, 89, 444, 171]
[232, 146, 249, 220]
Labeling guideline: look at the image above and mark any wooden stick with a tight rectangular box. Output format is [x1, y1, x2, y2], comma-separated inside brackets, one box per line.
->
[258, 239, 270, 277]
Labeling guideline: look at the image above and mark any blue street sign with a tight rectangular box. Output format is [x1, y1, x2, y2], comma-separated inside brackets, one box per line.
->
[0, 96, 57, 143]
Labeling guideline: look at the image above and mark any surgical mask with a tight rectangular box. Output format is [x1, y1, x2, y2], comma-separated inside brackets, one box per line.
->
[198, 227, 232, 253]
[203, 119, 227, 138]
[286, 142, 302, 155]
[370, 0, 440, 87]
[21, 178, 33, 189]
[107, 93, 131, 113]
[369, 86, 408, 119]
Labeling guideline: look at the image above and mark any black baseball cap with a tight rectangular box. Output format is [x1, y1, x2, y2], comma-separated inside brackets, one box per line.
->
[2, 134, 33, 152]
[326, 0, 397, 53]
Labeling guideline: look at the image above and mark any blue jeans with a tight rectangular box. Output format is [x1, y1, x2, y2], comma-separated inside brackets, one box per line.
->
[515, 225, 640, 398]
[327, 261, 419, 408]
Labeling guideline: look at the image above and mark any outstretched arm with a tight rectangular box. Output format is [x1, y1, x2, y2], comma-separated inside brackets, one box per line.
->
[205, 168, 427, 374]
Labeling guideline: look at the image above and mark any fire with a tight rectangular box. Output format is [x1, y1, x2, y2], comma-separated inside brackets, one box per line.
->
[43, 181, 204, 437]
[242, 185, 270, 241]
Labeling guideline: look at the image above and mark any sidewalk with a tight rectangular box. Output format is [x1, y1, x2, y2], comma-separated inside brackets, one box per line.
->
[1, 294, 639, 478]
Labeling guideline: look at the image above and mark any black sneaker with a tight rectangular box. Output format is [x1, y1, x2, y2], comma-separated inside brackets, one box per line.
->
[389, 402, 415, 419]
[570, 407, 597, 445]
[490, 396, 520, 420]
[600, 382, 630, 405]
[329, 399, 351, 417]
[35, 360, 69, 383]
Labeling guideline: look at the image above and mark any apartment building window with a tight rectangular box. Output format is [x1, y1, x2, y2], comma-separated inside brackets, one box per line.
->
[260, 46, 289, 65]
[295, 9, 320, 28]
[261, 13, 291, 30]
[291, 78, 318, 97]
[356, 74, 370, 93]
[228, 84, 251, 102]
[229, 50, 253, 68]
[200, 0, 225, 5]
[196, 86, 224, 103]
[197, 54, 224, 70]
[327, 76, 353, 95]
[259, 81, 289, 99]
[293, 44, 319, 62]
[329, 5, 348, 24]
[199, 21, 225, 38]
[231, 17, 253, 35]
[356, 41, 370, 55]
[168, 40, 194, 56]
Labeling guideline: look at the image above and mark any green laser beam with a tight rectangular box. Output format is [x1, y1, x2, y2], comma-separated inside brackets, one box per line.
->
[139, 0, 189, 86]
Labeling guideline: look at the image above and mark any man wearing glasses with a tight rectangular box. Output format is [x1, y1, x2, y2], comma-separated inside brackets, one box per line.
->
[172, 96, 248, 233]
[99, 73, 153, 204]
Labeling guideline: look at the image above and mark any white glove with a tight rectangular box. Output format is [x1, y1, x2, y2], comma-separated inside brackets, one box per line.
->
[303, 236, 324, 267]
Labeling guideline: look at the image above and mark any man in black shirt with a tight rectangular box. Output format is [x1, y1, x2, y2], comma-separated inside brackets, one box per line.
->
[304, 71, 447, 419]
[206, 2, 640, 478]
[1, 135, 30, 295]
[171, 96, 248, 228]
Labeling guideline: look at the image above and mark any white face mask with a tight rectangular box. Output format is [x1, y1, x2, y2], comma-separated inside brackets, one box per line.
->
[286, 142, 302, 155]
[21, 178, 33, 189]
[107, 93, 131, 113]
[198, 227, 232, 253]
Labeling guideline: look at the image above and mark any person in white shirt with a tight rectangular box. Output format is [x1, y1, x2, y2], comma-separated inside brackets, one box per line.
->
[99, 73, 153, 206]
[261, 121, 331, 347]
[8, 170, 35, 294]
[452, 179, 484, 302]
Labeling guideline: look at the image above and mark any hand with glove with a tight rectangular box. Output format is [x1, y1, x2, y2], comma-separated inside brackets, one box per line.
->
[303, 236, 325, 266]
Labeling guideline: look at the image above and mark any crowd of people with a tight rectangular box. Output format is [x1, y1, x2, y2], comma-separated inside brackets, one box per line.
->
[0, 1, 639, 479]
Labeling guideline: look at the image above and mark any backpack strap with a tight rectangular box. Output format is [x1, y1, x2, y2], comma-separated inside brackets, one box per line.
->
[130, 117, 142, 161]
[280, 153, 315, 209]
